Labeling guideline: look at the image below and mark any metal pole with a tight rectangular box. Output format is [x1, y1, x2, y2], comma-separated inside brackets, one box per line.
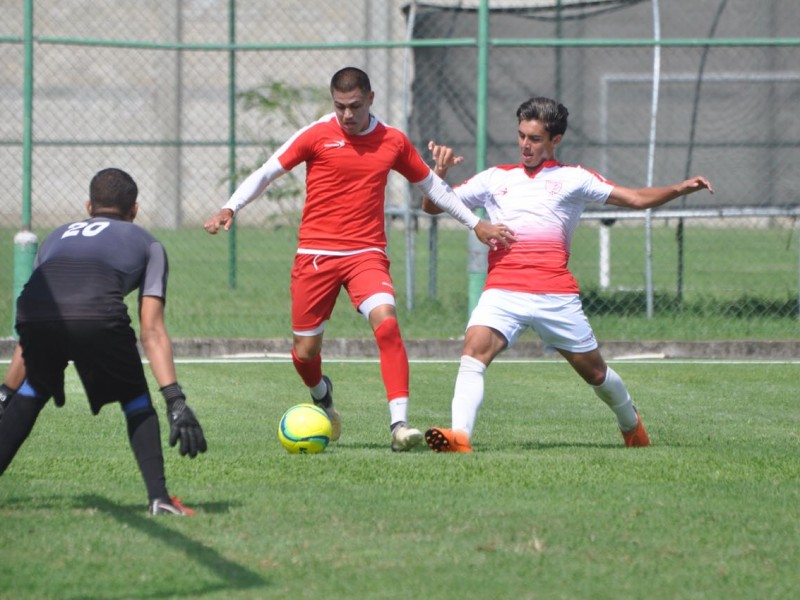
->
[428, 216, 438, 298]
[402, 1, 418, 311]
[599, 223, 611, 289]
[555, 0, 563, 101]
[679, 0, 730, 307]
[467, 0, 490, 315]
[227, 0, 238, 289]
[13, 0, 38, 335]
[21, 0, 33, 232]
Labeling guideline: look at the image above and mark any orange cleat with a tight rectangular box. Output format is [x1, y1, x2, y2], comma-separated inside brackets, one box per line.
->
[425, 427, 473, 453]
[621, 411, 650, 448]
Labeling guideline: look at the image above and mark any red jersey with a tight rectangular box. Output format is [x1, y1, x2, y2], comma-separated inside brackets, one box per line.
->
[227, 114, 430, 252]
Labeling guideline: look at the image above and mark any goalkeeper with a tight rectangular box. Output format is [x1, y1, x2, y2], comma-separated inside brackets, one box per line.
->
[0, 168, 206, 515]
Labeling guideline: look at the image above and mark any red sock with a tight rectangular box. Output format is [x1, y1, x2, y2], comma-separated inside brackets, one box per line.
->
[291, 347, 322, 387]
[373, 317, 409, 401]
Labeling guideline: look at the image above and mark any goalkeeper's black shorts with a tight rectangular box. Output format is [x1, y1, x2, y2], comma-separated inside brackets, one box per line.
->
[16, 320, 149, 415]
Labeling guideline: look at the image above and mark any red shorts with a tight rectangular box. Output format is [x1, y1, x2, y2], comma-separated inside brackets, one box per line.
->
[290, 251, 395, 334]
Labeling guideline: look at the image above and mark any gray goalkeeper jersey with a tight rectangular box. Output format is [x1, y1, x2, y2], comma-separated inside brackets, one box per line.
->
[16, 215, 168, 323]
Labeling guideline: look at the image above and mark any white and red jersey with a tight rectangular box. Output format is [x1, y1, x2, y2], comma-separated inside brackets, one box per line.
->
[454, 160, 614, 294]
[224, 113, 431, 252]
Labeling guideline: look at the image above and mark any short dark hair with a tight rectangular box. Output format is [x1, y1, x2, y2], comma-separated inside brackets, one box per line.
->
[330, 67, 371, 95]
[516, 97, 569, 137]
[89, 168, 138, 215]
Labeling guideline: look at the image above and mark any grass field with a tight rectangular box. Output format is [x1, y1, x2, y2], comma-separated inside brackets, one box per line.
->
[1, 359, 798, 599]
[2, 223, 799, 342]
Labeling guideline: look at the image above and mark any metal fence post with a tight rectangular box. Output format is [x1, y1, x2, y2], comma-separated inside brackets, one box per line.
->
[12, 0, 38, 336]
[468, 0, 490, 316]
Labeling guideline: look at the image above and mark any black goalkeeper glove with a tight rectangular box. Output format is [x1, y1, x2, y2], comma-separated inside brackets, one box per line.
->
[0, 383, 17, 422]
[161, 383, 208, 458]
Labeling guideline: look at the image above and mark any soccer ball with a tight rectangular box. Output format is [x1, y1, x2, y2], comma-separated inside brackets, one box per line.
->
[278, 403, 332, 454]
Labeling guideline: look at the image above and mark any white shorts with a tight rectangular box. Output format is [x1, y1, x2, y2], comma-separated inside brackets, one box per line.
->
[467, 289, 598, 353]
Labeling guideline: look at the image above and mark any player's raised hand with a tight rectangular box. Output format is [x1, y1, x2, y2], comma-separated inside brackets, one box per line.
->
[473, 219, 516, 250]
[681, 176, 714, 196]
[203, 208, 235, 234]
[428, 140, 464, 175]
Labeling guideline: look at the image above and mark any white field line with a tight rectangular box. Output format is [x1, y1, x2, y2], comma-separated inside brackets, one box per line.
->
[174, 357, 800, 366]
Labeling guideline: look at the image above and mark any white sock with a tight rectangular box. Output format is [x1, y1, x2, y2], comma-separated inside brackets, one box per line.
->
[592, 366, 638, 431]
[309, 379, 327, 401]
[389, 397, 409, 427]
[451, 355, 487, 436]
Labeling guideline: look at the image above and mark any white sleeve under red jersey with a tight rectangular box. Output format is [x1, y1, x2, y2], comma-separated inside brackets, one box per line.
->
[454, 160, 615, 294]
[224, 113, 431, 252]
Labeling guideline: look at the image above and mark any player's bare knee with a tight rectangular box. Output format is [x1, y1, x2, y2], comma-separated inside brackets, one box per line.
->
[579, 366, 608, 387]
[586, 372, 606, 387]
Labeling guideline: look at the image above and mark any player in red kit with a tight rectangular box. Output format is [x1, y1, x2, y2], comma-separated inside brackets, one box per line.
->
[204, 67, 513, 451]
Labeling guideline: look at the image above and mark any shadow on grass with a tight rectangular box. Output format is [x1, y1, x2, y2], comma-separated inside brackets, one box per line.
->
[70, 494, 269, 599]
[520, 441, 621, 450]
[333, 442, 431, 452]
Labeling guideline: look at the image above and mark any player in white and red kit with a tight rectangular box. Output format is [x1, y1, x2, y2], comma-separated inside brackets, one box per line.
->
[204, 67, 513, 451]
[422, 96, 713, 452]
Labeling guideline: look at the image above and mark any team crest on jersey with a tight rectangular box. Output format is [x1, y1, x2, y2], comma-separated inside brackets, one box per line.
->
[545, 180, 562, 195]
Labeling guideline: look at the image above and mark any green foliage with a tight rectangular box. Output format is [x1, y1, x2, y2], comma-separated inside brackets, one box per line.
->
[229, 81, 330, 228]
[1, 360, 798, 599]
[238, 81, 329, 132]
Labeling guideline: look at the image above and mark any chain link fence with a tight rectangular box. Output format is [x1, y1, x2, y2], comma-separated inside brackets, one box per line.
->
[2, 0, 799, 342]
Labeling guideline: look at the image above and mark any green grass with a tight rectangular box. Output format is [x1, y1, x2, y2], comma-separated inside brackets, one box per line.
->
[1, 360, 798, 599]
[2, 223, 799, 340]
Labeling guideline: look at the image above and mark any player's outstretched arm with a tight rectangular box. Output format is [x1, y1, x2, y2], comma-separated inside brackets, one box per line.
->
[420, 141, 516, 249]
[205, 156, 287, 235]
[607, 176, 714, 210]
[203, 208, 234, 234]
[418, 175, 515, 249]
